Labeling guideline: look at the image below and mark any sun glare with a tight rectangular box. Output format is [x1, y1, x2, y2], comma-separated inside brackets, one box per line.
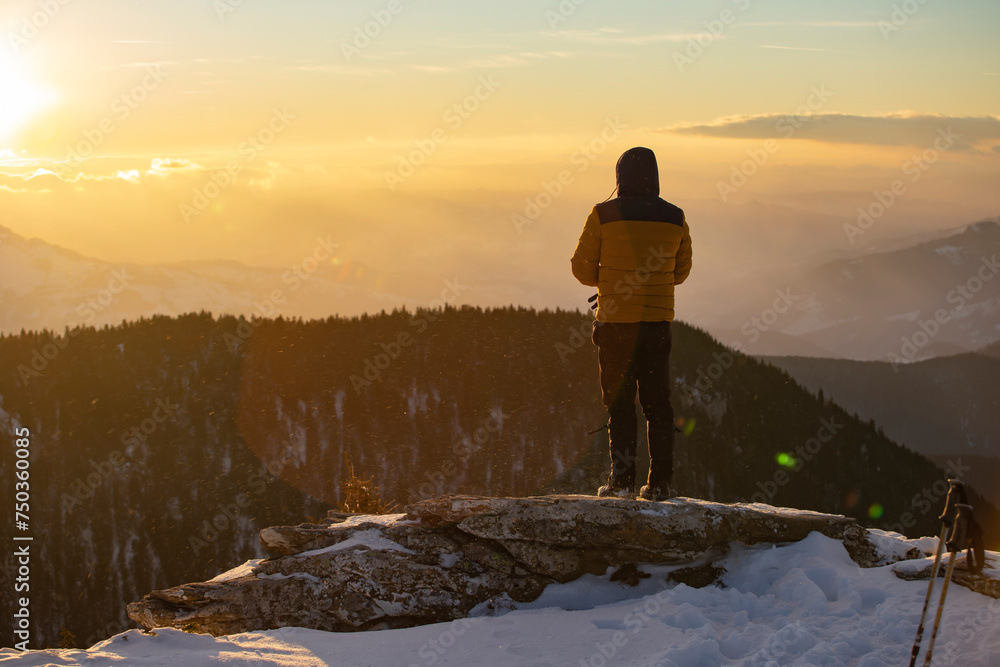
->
[0, 55, 57, 142]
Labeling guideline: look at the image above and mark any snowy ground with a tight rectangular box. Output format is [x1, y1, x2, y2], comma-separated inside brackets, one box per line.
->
[2, 531, 998, 666]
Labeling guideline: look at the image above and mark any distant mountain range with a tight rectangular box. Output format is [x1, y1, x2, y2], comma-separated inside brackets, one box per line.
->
[765, 350, 1000, 506]
[702, 218, 1000, 360]
[0, 224, 420, 335]
[0, 223, 570, 337]
[979, 339, 1000, 359]
[4, 217, 999, 361]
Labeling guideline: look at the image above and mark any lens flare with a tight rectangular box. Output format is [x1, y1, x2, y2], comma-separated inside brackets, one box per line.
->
[776, 452, 798, 468]
[676, 417, 696, 436]
[868, 503, 885, 520]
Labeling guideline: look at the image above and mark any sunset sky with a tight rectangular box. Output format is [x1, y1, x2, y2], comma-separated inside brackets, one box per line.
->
[1, 0, 998, 313]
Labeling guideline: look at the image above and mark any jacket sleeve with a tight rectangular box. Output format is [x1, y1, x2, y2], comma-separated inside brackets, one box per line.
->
[570, 208, 601, 287]
[674, 219, 692, 285]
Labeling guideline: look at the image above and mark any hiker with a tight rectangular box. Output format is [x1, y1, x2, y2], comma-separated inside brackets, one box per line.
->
[570, 147, 693, 501]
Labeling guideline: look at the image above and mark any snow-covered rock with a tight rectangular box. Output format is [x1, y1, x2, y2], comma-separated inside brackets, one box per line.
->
[126, 494, 883, 636]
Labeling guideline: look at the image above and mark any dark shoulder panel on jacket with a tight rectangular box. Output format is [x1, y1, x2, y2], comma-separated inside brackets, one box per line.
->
[595, 196, 684, 226]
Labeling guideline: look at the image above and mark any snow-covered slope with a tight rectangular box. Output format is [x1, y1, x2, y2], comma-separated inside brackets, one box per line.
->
[700, 219, 1000, 361]
[3, 531, 997, 666]
[0, 225, 418, 334]
[0, 225, 553, 335]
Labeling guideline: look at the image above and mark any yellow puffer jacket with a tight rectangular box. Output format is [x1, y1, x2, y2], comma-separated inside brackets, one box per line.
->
[571, 196, 692, 323]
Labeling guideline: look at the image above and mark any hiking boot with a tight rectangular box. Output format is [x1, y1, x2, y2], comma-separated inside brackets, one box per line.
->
[638, 484, 674, 501]
[598, 485, 635, 499]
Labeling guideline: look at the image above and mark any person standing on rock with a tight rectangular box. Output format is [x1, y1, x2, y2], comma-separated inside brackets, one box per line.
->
[570, 146, 693, 501]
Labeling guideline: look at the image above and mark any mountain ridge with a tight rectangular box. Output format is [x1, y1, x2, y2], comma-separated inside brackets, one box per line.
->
[704, 217, 1000, 360]
[763, 352, 1000, 507]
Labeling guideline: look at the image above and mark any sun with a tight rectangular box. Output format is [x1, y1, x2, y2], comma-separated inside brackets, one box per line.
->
[0, 54, 57, 142]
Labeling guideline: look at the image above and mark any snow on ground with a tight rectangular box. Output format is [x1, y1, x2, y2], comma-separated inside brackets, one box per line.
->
[3, 532, 998, 666]
[298, 528, 417, 558]
[208, 559, 264, 583]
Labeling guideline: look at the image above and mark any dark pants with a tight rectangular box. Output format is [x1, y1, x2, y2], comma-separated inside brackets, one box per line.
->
[593, 321, 674, 490]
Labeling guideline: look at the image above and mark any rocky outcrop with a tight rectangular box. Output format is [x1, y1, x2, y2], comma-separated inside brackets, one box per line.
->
[892, 552, 1000, 600]
[127, 494, 884, 636]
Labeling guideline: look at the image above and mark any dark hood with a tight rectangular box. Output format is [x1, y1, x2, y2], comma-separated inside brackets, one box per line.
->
[616, 147, 659, 196]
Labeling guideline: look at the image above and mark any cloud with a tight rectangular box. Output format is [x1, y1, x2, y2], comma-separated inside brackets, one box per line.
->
[0, 168, 132, 190]
[290, 48, 573, 77]
[284, 63, 394, 77]
[0, 160, 187, 190]
[663, 113, 1000, 151]
[0, 169, 68, 191]
[0, 154, 299, 198]
[116, 60, 177, 69]
[150, 157, 201, 172]
[549, 29, 718, 45]
[743, 21, 875, 28]
[21, 168, 63, 181]
[406, 64, 456, 73]
[758, 44, 836, 52]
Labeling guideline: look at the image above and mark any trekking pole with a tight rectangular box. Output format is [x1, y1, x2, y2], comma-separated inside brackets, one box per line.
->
[908, 479, 964, 667]
[922, 502, 973, 667]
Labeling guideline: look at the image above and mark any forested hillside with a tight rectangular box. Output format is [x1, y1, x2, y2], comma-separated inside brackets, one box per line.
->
[1, 308, 995, 648]
[765, 353, 1000, 505]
